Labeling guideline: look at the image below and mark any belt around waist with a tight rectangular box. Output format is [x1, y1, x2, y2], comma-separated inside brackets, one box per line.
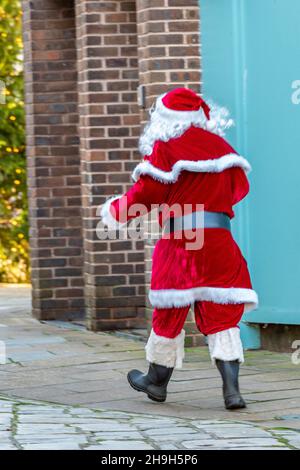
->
[163, 211, 231, 234]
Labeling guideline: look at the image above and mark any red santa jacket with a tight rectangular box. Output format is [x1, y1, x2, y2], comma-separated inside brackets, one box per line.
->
[101, 126, 258, 312]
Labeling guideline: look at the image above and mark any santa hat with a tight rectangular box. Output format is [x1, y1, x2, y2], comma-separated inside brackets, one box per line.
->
[161, 87, 211, 119]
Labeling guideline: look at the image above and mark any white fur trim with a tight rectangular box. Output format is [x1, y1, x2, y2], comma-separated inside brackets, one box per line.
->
[208, 327, 244, 364]
[132, 154, 251, 183]
[145, 328, 185, 369]
[100, 195, 125, 229]
[149, 287, 258, 312]
[139, 93, 234, 156]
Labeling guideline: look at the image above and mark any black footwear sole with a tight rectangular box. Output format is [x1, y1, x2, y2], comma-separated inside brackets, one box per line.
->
[127, 373, 166, 403]
[225, 399, 247, 410]
[226, 404, 247, 410]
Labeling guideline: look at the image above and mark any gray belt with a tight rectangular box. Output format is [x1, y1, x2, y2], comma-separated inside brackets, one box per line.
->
[163, 211, 231, 234]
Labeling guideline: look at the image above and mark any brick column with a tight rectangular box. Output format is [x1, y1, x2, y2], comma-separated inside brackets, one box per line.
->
[136, 0, 204, 346]
[22, 0, 84, 320]
[137, 0, 201, 108]
[75, 0, 146, 331]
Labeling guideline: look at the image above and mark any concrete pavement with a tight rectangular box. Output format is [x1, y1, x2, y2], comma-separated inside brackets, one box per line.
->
[1, 285, 300, 450]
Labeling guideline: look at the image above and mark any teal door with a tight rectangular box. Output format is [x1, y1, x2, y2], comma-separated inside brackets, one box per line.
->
[200, 0, 300, 347]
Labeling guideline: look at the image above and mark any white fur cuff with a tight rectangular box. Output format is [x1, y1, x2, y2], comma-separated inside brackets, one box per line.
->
[208, 327, 244, 364]
[145, 328, 185, 369]
[100, 195, 124, 229]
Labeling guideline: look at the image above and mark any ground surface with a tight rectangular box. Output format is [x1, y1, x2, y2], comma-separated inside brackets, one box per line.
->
[1, 285, 300, 450]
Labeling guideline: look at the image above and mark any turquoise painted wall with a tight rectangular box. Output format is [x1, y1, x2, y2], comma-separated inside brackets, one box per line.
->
[200, 0, 300, 342]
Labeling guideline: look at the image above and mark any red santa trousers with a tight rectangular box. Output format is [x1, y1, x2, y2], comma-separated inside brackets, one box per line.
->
[145, 301, 245, 369]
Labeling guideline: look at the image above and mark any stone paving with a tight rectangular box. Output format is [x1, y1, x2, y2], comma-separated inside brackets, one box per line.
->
[0, 395, 297, 450]
[1, 285, 300, 450]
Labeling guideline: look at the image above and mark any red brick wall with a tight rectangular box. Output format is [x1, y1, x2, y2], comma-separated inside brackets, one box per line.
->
[74, 0, 146, 331]
[22, 0, 84, 320]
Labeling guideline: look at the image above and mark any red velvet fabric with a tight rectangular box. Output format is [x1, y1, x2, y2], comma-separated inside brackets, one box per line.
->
[144, 126, 239, 170]
[108, 126, 253, 302]
[152, 302, 244, 337]
[111, 166, 249, 222]
[111, 126, 249, 222]
[151, 229, 252, 292]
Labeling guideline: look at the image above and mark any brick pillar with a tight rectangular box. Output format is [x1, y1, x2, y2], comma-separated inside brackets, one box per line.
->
[22, 0, 84, 320]
[75, 0, 146, 331]
[136, 0, 204, 346]
[137, 0, 201, 106]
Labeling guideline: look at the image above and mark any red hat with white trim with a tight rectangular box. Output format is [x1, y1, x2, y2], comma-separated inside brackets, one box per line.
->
[162, 87, 211, 120]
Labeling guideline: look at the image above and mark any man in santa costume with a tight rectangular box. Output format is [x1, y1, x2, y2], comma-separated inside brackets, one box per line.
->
[101, 88, 258, 410]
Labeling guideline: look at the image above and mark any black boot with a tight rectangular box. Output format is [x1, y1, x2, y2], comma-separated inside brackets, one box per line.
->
[216, 359, 246, 410]
[127, 363, 173, 402]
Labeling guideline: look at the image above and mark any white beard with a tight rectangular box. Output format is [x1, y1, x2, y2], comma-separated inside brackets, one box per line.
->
[139, 93, 234, 157]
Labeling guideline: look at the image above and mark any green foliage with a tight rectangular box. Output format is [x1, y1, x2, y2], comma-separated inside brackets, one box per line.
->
[0, 0, 29, 282]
